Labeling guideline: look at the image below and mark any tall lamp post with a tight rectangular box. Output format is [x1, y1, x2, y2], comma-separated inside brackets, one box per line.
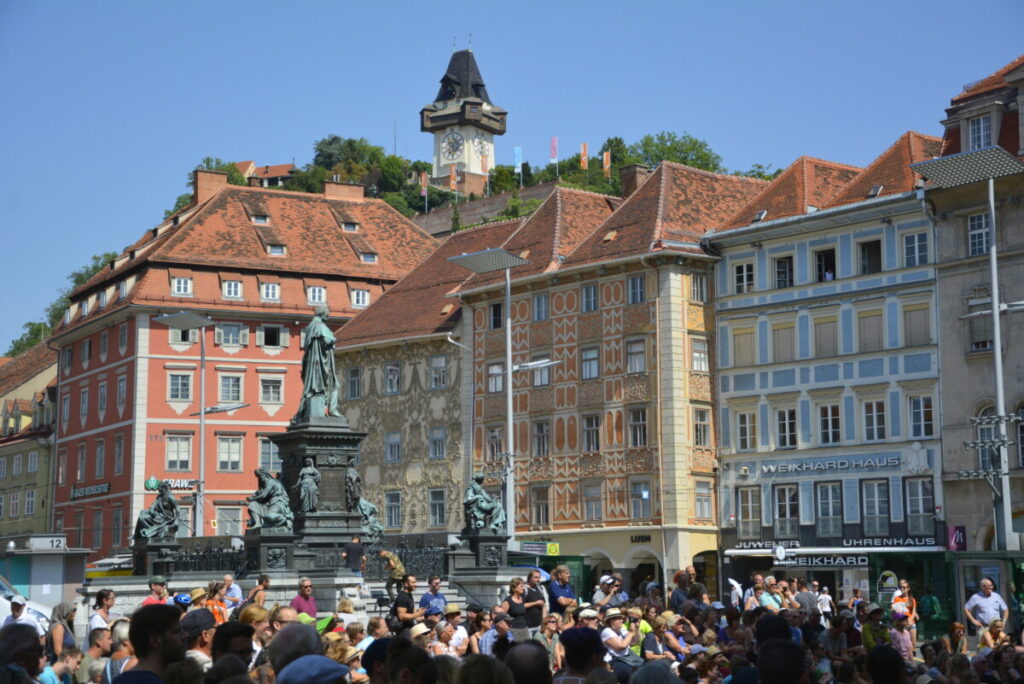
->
[912, 146, 1024, 552]
[449, 248, 529, 541]
[154, 311, 216, 536]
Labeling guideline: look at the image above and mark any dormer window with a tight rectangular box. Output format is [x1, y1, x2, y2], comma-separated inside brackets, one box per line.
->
[118, 281, 128, 299]
[361, 252, 378, 263]
[352, 289, 370, 308]
[97, 291, 107, 308]
[223, 280, 242, 299]
[307, 286, 326, 304]
[343, 222, 359, 232]
[172, 277, 193, 297]
[268, 244, 286, 255]
[81, 299, 90, 317]
[260, 282, 280, 301]
[968, 115, 992, 150]
[253, 214, 269, 224]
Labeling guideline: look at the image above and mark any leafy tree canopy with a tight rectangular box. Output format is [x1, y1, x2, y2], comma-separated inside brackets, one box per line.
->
[165, 157, 247, 217]
[313, 135, 386, 171]
[627, 131, 724, 172]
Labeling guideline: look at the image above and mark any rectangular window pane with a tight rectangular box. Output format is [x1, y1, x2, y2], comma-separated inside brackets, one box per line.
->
[862, 480, 890, 536]
[346, 367, 361, 399]
[814, 319, 838, 357]
[864, 401, 886, 441]
[694, 409, 710, 446]
[969, 115, 992, 150]
[260, 439, 282, 473]
[260, 378, 282, 403]
[906, 478, 934, 535]
[384, 362, 401, 394]
[216, 508, 242, 536]
[94, 441, 105, 478]
[737, 413, 757, 451]
[969, 301, 994, 351]
[582, 284, 598, 313]
[429, 427, 446, 460]
[774, 485, 798, 539]
[738, 487, 761, 539]
[858, 313, 883, 352]
[630, 481, 651, 519]
[581, 347, 599, 380]
[430, 355, 448, 389]
[487, 427, 503, 459]
[220, 376, 241, 402]
[532, 487, 550, 524]
[627, 340, 646, 373]
[533, 293, 549, 321]
[385, 432, 402, 463]
[532, 356, 550, 386]
[904, 307, 930, 346]
[904, 233, 928, 267]
[691, 274, 707, 302]
[968, 213, 991, 256]
[584, 483, 602, 521]
[774, 256, 793, 289]
[734, 264, 753, 294]
[429, 489, 446, 527]
[909, 396, 934, 438]
[628, 275, 645, 304]
[385, 492, 402, 528]
[692, 339, 709, 371]
[489, 302, 503, 329]
[819, 405, 840, 445]
[217, 436, 242, 471]
[816, 483, 842, 537]
[772, 326, 795, 363]
[533, 421, 550, 457]
[777, 409, 797, 448]
[629, 408, 647, 447]
[488, 363, 505, 392]
[583, 415, 601, 452]
[695, 481, 712, 519]
[860, 240, 882, 275]
[733, 331, 754, 367]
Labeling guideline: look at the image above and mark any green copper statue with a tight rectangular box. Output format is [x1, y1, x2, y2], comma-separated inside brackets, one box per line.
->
[293, 306, 341, 423]
[463, 472, 506, 535]
[246, 469, 294, 530]
[134, 481, 180, 539]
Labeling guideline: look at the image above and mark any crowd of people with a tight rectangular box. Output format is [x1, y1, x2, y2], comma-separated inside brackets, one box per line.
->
[0, 563, 1021, 684]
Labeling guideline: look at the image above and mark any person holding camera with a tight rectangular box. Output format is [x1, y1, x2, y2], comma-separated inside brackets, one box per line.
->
[601, 608, 642, 684]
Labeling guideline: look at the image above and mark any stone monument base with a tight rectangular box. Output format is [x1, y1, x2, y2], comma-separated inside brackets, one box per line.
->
[452, 533, 510, 570]
[131, 537, 181, 578]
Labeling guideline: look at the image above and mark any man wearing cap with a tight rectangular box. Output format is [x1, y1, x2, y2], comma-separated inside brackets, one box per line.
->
[140, 577, 170, 607]
[576, 607, 601, 630]
[592, 575, 617, 608]
[479, 612, 514, 656]
[182, 610, 217, 672]
[547, 565, 577, 616]
[2, 596, 44, 637]
[443, 605, 469, 656]
[861, 604, 891, 650]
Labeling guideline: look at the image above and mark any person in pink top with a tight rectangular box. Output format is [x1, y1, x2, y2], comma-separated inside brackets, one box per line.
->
[289, 577, 318, 617]
[889, 612, 913, 663]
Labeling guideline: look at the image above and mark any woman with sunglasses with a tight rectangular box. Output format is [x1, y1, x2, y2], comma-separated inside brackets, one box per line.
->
[467, 612, 492, 655]
[531, 612, 564, 671]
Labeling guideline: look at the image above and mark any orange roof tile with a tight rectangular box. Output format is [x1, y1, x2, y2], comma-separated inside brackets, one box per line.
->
[951, 55, 1024, 103]
[719, 157, 862, 230]
[56, 185, 438, 336]
[0, 341, 56, 398]
[253, 163, 297, 179]
[826, 131, 941, 208]
[458, 187, 618, 291]
[563, 162, 767, 267]
[336, 219, 525, 348]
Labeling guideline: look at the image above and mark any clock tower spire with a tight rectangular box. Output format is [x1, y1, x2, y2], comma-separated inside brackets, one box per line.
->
[420, 48, 507, 196]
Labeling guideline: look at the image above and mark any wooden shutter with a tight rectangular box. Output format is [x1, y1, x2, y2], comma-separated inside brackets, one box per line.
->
[733, 331, 754, 367]
[280, 329, 290, 348]
[903, 306, 930, 346]
[858, 313, 882, 352]
[255, 327, 265, 347]
[239, 327, 250, 346]
[773, 325, 795, 363]
[214, 325, 224, 345]
[815, 319, 837, 357]
[188, 329, 199, 343]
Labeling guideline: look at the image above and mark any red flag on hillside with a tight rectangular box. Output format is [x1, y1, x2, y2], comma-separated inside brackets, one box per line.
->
[580, 143, 589, 169]
[550, 136, 558, 163]
[603, 151, 611, 178]
[420, 171, 428, 197]
[449, 164, 457, 191]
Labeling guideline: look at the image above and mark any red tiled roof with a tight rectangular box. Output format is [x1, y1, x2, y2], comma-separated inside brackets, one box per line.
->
[719, 157, 862, 230]
[951, 55, 1024, 103]
[56, 185, 438, 336]
[827, 132, 942, 208]
[0, 358, 11, 369]
[253, 163, 297, 179]
[336, 219, 525, 348]
[940, 125, 962, 157]
[458, 187, 618, 291]
[234, 161, 255, 175]
[0, 341, 56, 398]
[563, 162, 767, 267]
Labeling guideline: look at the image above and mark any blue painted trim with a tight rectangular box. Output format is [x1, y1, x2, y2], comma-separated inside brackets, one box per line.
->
[796, 243, 809, 285]
[800, 398, 811, 444]
[886, 299, 899, 348]
[843, 395, 855, 440]
[890, 476, 903, 522]
[760, 404, 770, 448]
[841, 309, 854, 354]
[798, 314, 810, 359]
[889, 391, 902, 438]
[844, 479, 860, 523]
[720, 407, 731, 449]
[839, 234, 853, 278]
[758, 319, 769, 364]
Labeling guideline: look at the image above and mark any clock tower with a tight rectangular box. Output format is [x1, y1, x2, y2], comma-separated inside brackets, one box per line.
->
[421, 49, 507, 196]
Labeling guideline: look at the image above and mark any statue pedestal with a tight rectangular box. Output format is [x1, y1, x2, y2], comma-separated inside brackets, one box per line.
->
[271, 416, 367, 574]
[244, 528, 298, 575]
[131, 537, 182, 577]
[454, 533, 510, 570]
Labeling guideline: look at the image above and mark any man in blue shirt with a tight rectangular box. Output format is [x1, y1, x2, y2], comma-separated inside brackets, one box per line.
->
[418, 576, 447, 616]
[547, 565, 577, 615]
[478, 613, 514, 656]
[222, 575, 243, 608]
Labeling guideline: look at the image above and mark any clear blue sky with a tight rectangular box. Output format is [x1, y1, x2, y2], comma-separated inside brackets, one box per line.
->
[1, 0, 1021, 351]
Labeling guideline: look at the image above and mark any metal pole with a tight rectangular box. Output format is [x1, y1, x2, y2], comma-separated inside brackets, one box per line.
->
[505, 267, 515, 542]
[197, 324, 207, 537]
[987, 177, 1019, 551]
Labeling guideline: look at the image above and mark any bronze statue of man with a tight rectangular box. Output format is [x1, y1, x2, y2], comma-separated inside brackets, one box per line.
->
[294, 305, 341, 422]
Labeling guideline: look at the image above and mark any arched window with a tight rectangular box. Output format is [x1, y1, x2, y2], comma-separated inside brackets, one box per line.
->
[978, 407, 996, 470]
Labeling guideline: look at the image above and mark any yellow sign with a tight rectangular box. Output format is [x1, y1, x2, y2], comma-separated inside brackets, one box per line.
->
[547, 543, 560, 556]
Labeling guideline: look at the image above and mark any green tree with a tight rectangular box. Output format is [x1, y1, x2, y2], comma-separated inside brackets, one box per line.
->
[165, 157, 246, 217]
[628, 131, 724, 172]
[600, 136, 633, 166]
[379, 155, 408, 194]
[382, 191, 415, 217]
[450, 202, 461, 232]
[489, 165, 518, 195]
[5, 251, 119, 356]
[735, 163, 783, 181]
[410, 160, 432, 176]
[282, 165, 333, 194]
[313, 135, 385, 170]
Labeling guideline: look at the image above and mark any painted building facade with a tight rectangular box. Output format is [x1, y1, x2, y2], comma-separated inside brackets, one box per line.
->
[708, 136, 949, 601]
[48, 172, 437, 559]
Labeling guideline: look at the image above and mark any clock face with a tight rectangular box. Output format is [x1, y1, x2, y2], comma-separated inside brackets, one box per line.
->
[473, 134, 489, 158]
[442, 131, 464, 160]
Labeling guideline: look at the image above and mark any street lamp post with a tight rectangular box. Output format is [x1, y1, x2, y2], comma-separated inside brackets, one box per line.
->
[912, 147, 1024, 551]
[449, 248, 529, 540]
[155, 311, 216, 536]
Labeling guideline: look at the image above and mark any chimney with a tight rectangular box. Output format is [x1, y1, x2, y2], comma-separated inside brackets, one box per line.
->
[619, 164, 652, 198]
[322, 180, 365, 200]
[248, 177, 262, 187]
[193, 170, 229, 203]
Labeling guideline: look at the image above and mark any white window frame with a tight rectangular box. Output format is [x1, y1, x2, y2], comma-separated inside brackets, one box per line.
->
[734, 262, 754, 294]
[259, 438, 282, 473]
[168, 373, 193, 401]
[968, 212, 991, 257]
[977, 407, 997, 469]
[862, 480, 890, 536]
[864, 400, 886, 441]
[533, 420, 550, 458]
[9, 492, 20, 518]
[583, 483, 602, 521]
[260, 282, 281, 301]
[776, 408, 797, 449]
[581, 347, 599, 380]
[429, 426, 446, 460]
[737, 412, 757, 451]
[385, 432, 403, 463]
[346, 367, 362, 400]
[630, 479, 651, 519]
[385, 491, 402, 529]
[428, 488, 446, 527]
[487, 426, 504, 460]
[692, 338, 709, 372]
[222, 280, 242, 299]
[968, 114, 992, 150]
[695, 480, 712, 520]
[27, 451, 38, 473]
[819, 404, 840, 445]
[816, 482, 842, 538]
[24, 490, 36, 517]
[774, 484, 799, 539]
[268, 244, 286, 255]
[909, 396, 934, 438]
[361, 252, 377, 263]
[626, 339, 646, 373]
[691, 274, 707, 303]
[532, 487, 550, 525]
[307, 286, 326, 304]
[219, 374, 243, 403]
[581, 284, 598, 313]
[533, 293, 549, 321]
[352, 289, 370, 308]
[217, 435, 243, 472]
[166, 434, 192, 471]
[430, 355, 448, 390]
[693, 408, 710, 447]
[905, 478, 934, 536]
[774, 255, 794, 289]
[627, 275, 646, 304]
[582, 414, 600, 452]
[904, 232, 928, 267]
[12, 454, 22, 476]
[737, 487, 761, 540]
[629, 407, 648, 447]
[532, 355, 550, 387]
[260, 377, 283, 404]
[172, 277, 193, 297]
[383, 362, 401, 395]
[487, 362, 505, 393]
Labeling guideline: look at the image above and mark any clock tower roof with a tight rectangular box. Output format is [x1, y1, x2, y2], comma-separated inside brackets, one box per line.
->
[435, 49, 492, 104]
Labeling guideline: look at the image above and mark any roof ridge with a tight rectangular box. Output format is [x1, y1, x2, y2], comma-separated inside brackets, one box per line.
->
[658, 160, 770, 185]
[954, 54, 1024, 99]
[551, 188, 565, 259]
[795, 155, 864, 172]
[653, 162, 669, 242]
[554, 183, 620, 200]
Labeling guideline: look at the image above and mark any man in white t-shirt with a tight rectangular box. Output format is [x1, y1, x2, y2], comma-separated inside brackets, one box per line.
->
[444, 604, 469, 656]
[2, 595, 44, 637]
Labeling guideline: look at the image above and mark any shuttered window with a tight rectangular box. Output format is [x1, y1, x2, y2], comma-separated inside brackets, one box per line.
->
[858, 312, 883, 352]
[903, 306, 931, 346]
[733, 330, 754, 367]
[814, 318, 838, 357]
[772, 325, 795, 363]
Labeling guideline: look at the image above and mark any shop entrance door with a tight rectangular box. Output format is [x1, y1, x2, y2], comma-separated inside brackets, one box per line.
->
[957, 558, 1010, 637]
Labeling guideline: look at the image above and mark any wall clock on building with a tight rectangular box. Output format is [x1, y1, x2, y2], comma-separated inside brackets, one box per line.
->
[473, 133, 489, 158]
[442, 130, 464, 160]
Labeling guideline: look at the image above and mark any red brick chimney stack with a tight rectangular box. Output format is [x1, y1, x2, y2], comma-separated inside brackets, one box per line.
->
[620, 164, 652, 198]
[322, 180, 365, 200]
[193, 170, 229, 204]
